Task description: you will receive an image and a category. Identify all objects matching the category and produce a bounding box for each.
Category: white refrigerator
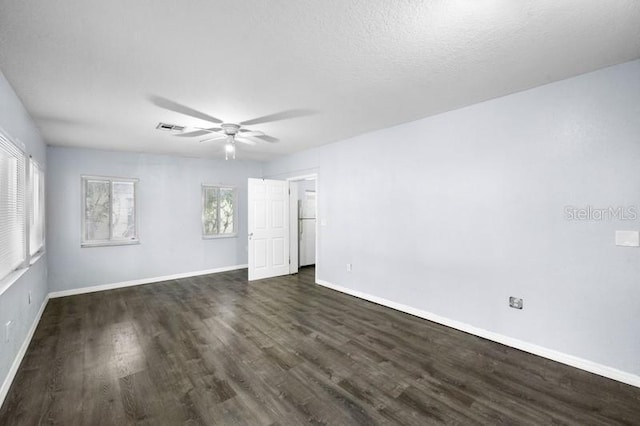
[299,191,316,267]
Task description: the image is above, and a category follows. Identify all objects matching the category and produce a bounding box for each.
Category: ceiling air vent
[156,122,185,132]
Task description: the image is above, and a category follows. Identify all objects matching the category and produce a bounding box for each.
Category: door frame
[287,173,318,283]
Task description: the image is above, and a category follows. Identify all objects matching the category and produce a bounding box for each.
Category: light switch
[615,230,640,247]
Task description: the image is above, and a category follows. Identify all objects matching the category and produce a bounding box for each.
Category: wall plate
[509,297,523,310]
[615,230,640,247]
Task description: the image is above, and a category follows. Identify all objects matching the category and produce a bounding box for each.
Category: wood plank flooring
[1,266,640,425]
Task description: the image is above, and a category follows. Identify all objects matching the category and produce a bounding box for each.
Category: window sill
[81,240,141,248]
[30,250,45,266]
[202,233,238,240]
[0,266,29,297]
[0,252,47,297]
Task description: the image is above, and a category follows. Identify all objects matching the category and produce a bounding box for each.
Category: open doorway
[288,175,317,275]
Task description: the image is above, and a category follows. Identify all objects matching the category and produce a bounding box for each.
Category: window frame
[201,183,238,239]
[0,129,27,285]
[81,175,140,248]
[0,126,47,295]
[29,157,45,257]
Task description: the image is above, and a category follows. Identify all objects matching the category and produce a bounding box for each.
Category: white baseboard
[316,279,640,389]
[0,294,50,407]
[49,264,248,298]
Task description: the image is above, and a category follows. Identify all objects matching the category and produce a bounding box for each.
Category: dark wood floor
[2,267,640,425]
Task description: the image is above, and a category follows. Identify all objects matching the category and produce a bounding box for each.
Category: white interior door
[248,178,289,281]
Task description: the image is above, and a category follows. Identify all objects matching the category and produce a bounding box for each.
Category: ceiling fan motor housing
[221,123,241,135]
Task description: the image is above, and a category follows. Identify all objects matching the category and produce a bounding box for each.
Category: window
[29,159,45,255]
[82,176,138,247]
[202,185,237,238]
[0,132,26,281]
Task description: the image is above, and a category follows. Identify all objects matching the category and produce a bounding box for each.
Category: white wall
[47,147,262,292]
[263,60,640,377]
[0,71,48,397]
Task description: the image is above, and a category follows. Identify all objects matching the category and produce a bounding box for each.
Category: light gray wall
[47,147,262,292]
[0,71,48,391]
[263,60,640,376]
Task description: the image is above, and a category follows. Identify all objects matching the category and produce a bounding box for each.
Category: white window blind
[29,159,45,255]
[0,133,26,281]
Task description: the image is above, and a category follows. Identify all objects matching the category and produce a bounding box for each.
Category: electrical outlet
[509,297,523,310]
[346,263,352,272]
[5,321,12,342]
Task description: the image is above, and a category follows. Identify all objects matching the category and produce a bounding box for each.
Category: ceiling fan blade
[240,109,315,126]
[234,137,257,146]
[176,127,222,137]
[200,135,228,143]
[149,96,224,124]
[238,128,265,136]
[254,134,279,143]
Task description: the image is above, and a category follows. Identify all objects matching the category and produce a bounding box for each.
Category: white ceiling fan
[151,96,314,159]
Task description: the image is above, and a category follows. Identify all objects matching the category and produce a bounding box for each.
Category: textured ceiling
[1,1,639,161]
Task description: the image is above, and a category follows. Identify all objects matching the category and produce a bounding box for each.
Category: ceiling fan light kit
[224,136,236,160]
